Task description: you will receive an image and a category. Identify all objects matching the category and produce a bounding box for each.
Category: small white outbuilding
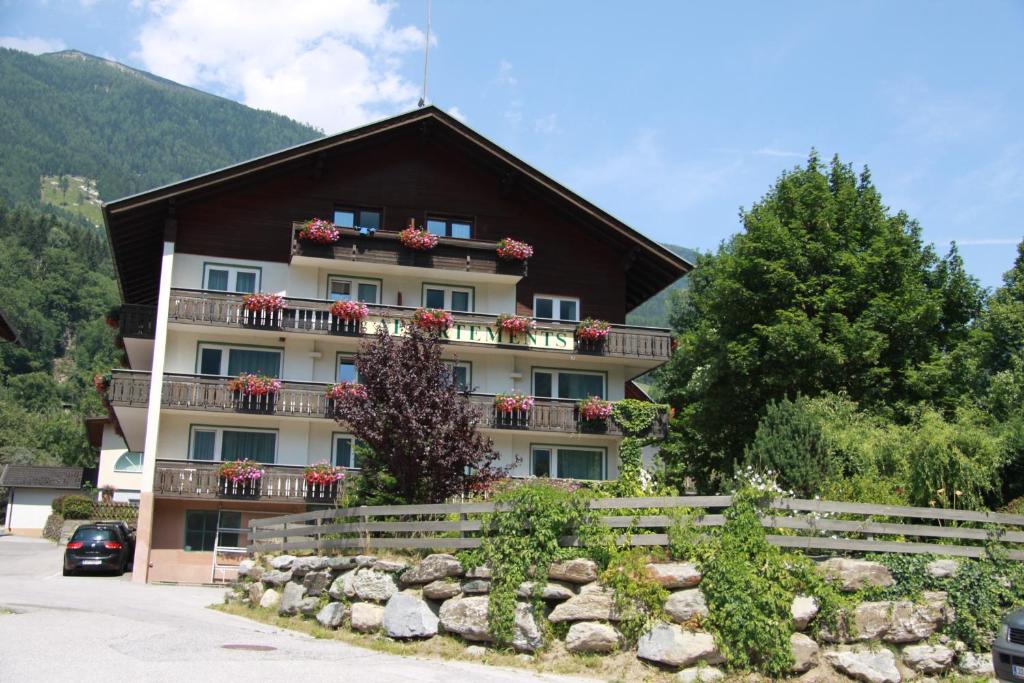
[1,465,85,536]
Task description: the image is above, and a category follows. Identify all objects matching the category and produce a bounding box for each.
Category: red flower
[398,227,439,251]
[496,238,534,261]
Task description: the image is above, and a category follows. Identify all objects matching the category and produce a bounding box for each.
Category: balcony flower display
[217,459,265,483]
[105,304,121,329]
[496,314,535,336]
[577,396,613,422]
[496,237,534,261]
[227,373,282,396]
[330,300,369,322]
[412,307,454,333]
[297,218,341,244]
[398,226,439,251]
[304,461,347,486]
[493,392,535,413]
[575,318,611,342]
[242,293,286,312]
[326,381,367,401]
[93,373,111,395]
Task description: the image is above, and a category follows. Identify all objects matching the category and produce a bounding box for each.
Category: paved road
[0,536,593,682]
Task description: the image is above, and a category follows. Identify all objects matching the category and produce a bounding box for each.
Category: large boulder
[259,588,280,609]
[511,602,544,653]
[957,651,995,676]
[824,649,901,683]
[346,568,399,603]
[248,582,265,605]
[353,554,378,567]
[439,596,492,642]
[516,581,575,602]
[401,554,464,585]
[269,555,297,570]
[303,570,332,597]
[565,621,622,654]
[925,558,959,579]
[792,595,819,631]
[901,644,954,674]
[350,602,385,633]
[316,602,348,629]
[372,559,408,573]
[676,667,725,683]
[884,593,948,643]
[790,633,819,674]
[277,581,308,616]
[260,569,292,587]
[665,589,708,624]
[237,559,260,579]
[548,584,619,622]
[461,580,490,595]
[297,597,320,616]
[325,556,358,572]
[816,558,894,592]
[548,558,599,584]
[290,556,327,576]
[646,562,702,589]
[383,593,439,639]
[637,623,723,668]
[466,565,492,579]
[423,580,462,601]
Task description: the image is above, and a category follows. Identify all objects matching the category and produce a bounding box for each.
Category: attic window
[426,216,472,239]
[334,207,381,231]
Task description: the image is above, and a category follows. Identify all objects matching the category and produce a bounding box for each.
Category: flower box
[496,314,535,337]
[398,226,439,251]
[297,218,341,245]
[493,392,534,429]
[575,318,611,352]
[577,396,613,433]
[412,307,454,333]
[496,237,534,261]
[228,374,281,413]
[330,300,369,335]
[217,459,264,498]
[241,293,286,329]
[326,381,367,401]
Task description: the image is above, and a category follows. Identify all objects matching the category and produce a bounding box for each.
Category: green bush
[50,495,67,514]
[743,395,835,497]
[60,495,94,519]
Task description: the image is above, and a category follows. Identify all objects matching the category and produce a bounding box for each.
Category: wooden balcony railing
[154,459,341,503]
[290,223,526,278]
[107,370,668,438]
[164,289,674,362]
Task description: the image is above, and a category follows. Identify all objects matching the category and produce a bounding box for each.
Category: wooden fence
[247,495,1024,560]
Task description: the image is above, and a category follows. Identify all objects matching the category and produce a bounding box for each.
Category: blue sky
[2,0,1022,289]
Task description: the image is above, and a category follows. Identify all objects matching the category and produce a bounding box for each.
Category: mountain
[0,48,323,206]
[626,244,699,328]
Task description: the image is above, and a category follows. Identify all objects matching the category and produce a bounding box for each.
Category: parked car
[94,521,135,558]
[63,523,133,576]
[993,607,1024,682]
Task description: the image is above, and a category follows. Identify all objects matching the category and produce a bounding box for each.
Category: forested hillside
[0,49,322,205]
[626,244,699,327]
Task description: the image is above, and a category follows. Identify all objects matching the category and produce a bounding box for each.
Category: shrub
[743,395,834,497]
[50,495,67,514]
[60,495,94,519]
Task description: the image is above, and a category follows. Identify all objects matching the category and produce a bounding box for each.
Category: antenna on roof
[418,0,431,107]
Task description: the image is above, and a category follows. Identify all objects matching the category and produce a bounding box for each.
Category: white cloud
[534,113,559,135]
[753,147,804,159]
[446,105,467,123]
[132,0,426,132]
[0,36,67,54]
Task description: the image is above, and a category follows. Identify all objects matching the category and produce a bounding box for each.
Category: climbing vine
[610,399,668,497]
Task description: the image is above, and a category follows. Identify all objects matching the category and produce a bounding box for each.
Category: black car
[994,607,1024,682]
[63,523,134,576]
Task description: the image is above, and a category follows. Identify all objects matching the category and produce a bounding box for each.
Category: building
[85,417,143,503]
[102,106,691,584]
[1,465,85,536]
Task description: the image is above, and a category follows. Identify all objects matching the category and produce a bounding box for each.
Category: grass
[39,174,103,226]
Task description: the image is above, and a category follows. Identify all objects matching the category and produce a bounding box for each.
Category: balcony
[120,304,156,339]
[290,223,526,280]
[107,370,668,439]
[164,289,674,363]
[154,459,340,503]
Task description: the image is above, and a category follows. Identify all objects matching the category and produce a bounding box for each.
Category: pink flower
[576,318,611,341]
[330,300,369,321]
[412,307,454,332]
[242,293,287,312]
[496,314,535,335]
[297,218,341,244]
[578,396,613,421]
[496,237,534,261]
[326,382,368,401]
[398,227,439,251]
[493,392,534,413]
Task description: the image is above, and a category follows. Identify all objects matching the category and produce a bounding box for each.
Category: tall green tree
[658,153,984,490]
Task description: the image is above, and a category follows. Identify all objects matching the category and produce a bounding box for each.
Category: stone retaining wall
[230,554,996,682]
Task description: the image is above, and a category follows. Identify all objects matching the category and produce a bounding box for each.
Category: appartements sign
[370,318,575,351]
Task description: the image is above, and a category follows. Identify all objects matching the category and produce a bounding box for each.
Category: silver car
[994,607,1024,682]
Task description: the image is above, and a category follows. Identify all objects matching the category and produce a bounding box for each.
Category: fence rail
[247,494,1024,560]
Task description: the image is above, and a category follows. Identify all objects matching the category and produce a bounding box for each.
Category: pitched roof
[0,464,84,490]
[103,105,692,309]
[84,417,107,450]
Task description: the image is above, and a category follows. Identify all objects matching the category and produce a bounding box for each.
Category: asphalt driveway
[0,536,592,682]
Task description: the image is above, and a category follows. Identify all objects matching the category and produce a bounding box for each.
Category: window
[113,451,143,473]
[203,264,260,293]
[336,355,358,383]
[333,207,381,231]
[333,434,365,469]
[327,275,380,304]
[531,446,606,480]
[189,426,277,464]
[533,295,579,322]
[217,511,244,549]
[423,285,473,312]
[426,216,472,239]
[197,344,282,377]
[444,361,472,390]
[533,369,605,400]
[184,510,218,551]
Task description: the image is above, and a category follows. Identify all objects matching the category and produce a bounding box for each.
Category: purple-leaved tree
[332,324,506,503]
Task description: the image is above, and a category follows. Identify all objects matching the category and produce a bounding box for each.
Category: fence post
[315,516,323,555]
[360,505,369,555]
[280,522,288,554]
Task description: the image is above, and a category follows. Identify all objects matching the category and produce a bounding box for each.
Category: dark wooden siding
[174,126,630,322]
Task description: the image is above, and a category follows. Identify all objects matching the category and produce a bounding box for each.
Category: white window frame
[202,263,261,293]
[113,451,143,473]
[532,368,606,399]
[423,284,474,312]
[443,360,472,390]
[326,275,381,304]
[188,425,278,464]
[196,343,283,377]
[532,294,580,322]
[530,445,607,481]
[332,433,362,469]
[336,353,358,383]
